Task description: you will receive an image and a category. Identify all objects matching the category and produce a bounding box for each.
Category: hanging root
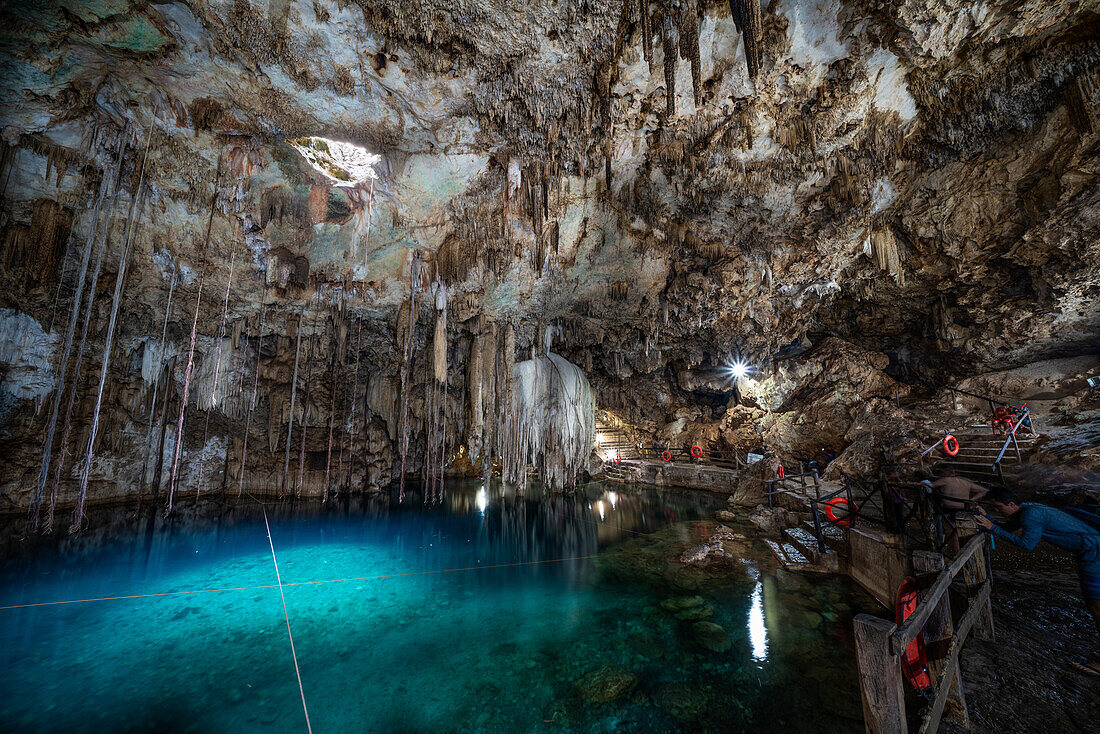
[167,157,223,514]
[74,117,156,531]
[283,313,304,495]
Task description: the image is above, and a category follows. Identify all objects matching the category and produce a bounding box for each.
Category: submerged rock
[675,604,715,621]
[691,621,732,653]
[652,682,708,721]
[574,663,637,703]
[660,595,705,613]
[598,521,752,593]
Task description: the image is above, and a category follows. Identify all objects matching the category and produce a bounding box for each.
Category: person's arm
[965,479,989,503]
[987,509,1043,550]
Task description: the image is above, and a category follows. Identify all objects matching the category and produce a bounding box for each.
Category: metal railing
[636,445,749,471]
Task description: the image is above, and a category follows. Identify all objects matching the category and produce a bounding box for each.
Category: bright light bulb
[727,361,751,378]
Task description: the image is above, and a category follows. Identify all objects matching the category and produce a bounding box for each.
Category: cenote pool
[0,481,875,733]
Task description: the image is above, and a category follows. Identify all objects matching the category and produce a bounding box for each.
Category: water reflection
[749,580,768,661]
[0,479,875,734]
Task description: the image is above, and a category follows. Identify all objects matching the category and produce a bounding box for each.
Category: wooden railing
[853,534,994,734]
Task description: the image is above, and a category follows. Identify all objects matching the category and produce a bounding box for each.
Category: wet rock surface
[947,541,1100,734]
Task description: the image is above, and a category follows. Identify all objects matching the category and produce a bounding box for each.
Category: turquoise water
[0,481,871,733]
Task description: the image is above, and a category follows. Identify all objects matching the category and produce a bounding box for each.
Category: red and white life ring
[896,577,933,693]
[690,445,703,458]
[825,497,858,526]
[943,435,959,456]
[662,450,672,462]
[614,453,622,464]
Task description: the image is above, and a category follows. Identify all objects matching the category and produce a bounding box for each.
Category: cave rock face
[1,1,1099,515]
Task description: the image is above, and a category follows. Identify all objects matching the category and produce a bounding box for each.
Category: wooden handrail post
[961,542,995,641]
[854,615,907,734]
[912,551,969,728]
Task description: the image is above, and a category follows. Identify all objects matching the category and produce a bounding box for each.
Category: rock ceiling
[4,0,1099,364]
[0,1,1099,510]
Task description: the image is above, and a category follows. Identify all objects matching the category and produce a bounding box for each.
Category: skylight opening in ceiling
[290,136,380,185]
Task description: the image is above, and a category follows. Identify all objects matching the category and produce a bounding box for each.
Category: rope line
[261,504,313,734]
[0,553,603,612]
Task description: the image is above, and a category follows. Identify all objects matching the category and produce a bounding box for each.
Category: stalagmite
[502,353,595,492]
[166,160,223,514]
[137,271,176,503]
[74,118,155,530]
[283,313,304,494]
[29,130,123,529]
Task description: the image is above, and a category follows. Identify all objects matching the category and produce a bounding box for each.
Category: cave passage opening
[289,137,380,185]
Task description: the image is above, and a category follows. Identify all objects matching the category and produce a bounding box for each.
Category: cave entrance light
[290,136,380,186]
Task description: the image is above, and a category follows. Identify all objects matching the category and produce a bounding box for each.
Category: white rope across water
[261,504,313,734]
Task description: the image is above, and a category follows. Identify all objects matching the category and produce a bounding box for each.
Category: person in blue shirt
[975,487,1100,677]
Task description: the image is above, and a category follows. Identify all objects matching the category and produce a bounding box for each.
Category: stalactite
[166,158,223,514]
[345,316,364,491]
[283,313,304,495]
[466,322,485,465]
[428,282,449,500]
[679,1,702,107]
[397,251,423,500]
[137,271,176,504]
[73,118,156,531]
[641,0,653,70]
[481,322,498,481]
[502,354,595,492]
[29,132,121,530]
[296,320,317,497]
[729,0,764,80]
[210,253,235,410]
[865,226,905,285]
[323,347,336,502]
[662,17,678,121]
[151,356,174,504]
[362,176,375,273]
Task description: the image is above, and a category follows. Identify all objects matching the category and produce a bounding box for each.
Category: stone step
[763,538,809,567]
[803,521,845,550]
[783,525,824,559]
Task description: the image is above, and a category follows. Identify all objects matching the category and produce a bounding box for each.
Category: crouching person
[975,487,1100,677]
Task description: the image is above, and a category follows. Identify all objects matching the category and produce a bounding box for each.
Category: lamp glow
[727,361,751,378]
